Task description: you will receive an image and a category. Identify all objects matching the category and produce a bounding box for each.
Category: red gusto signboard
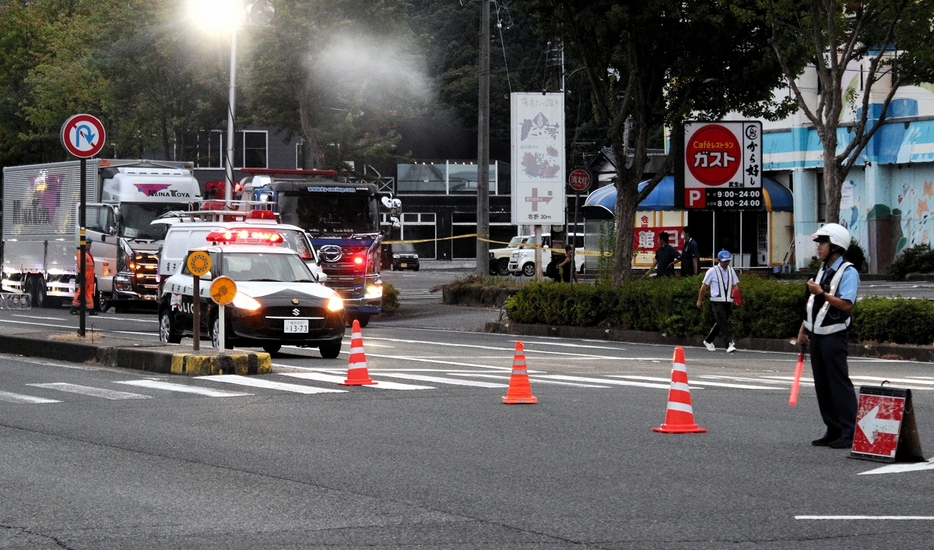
[683,121,762,210]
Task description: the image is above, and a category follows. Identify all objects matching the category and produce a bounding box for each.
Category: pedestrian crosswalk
[6,368,934,405]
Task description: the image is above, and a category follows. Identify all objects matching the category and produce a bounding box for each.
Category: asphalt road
[2,270,934,549]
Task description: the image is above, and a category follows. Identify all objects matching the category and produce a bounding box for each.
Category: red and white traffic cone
[653,346,706,434]
[341,319,376,386]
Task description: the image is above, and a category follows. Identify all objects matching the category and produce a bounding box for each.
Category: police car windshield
[220,252,314,282]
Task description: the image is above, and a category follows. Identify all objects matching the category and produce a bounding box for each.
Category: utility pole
[475,0,490,276]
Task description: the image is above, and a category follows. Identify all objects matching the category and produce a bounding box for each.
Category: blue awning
[581,175,793,219]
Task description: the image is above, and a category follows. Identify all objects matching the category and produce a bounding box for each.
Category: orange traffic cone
[653,346,706,433]
[502,341,537,404]
[341,319,376,386]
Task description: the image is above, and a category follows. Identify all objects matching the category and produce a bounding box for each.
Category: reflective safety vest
[710,265,737,303]
[805,261,854,335]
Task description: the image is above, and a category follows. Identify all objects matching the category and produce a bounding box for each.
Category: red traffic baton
[789,346,805,406]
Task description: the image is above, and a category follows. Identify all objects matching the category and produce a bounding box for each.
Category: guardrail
[0,293,32,310]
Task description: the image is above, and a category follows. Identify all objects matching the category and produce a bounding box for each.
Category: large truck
[1,159,201,309]
[241,169,400,327]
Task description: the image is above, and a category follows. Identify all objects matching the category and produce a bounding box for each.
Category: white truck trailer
[1,159,202,309]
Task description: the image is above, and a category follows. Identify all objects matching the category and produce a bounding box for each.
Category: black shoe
[88,310,98,316]
[828,436,854,449]
[70,308,79,315]
[811,434,839,447]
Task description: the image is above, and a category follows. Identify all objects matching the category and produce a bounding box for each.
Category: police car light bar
[205,230,285,245]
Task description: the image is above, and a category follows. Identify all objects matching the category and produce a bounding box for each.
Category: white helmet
[812,223,850,250]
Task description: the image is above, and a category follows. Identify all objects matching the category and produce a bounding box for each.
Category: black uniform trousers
[809,330,857,439]
[704,301,733,345]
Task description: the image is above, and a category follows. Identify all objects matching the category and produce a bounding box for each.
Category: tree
[517,0,801,285]
[765,0,934,225]
[245,0,430,176]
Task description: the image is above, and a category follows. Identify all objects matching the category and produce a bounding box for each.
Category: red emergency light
[206,229,284,245]
[248,209,276,220]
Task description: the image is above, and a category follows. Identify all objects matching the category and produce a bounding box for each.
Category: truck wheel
[27,276,47,308]
[211,315,234,350]
[355,314,370,328]
[497,259,511,276]
[262,343,282,355]
[159,309,182,344]
[522,263,536,277]
[319,340,341,359]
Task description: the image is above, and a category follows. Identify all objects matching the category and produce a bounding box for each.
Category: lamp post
[188,0,274,204]
[226,24,238,204]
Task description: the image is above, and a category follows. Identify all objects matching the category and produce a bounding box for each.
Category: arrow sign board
[852,386,924,463]
[510,92,566,225]
[61,114,106,159]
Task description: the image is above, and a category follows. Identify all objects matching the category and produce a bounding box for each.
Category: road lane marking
[116,379,252,397]
[858,460,934,475]
[796,515,934,520]
[378,373,506,388]
[356,354,515,371]
[28,383,151,400]
[197,374,347,394]
[850,375,934,389]
[630,375,784,390]
[535,374,672,389]
[0,390,60,404]
[279,371,435,390]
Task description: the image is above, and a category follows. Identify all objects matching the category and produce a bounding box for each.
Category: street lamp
[187,0,274,204]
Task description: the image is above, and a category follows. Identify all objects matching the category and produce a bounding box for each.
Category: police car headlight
[327,295,344,312]
[232,293,262,311]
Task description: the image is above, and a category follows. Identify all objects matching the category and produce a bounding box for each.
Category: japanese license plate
[283,319,308,333]
[400,263,408,268]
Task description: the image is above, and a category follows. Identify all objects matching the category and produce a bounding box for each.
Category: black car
[157,243,345,357]
[382,242,420,271]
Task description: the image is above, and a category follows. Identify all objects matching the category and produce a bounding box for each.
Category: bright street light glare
[187,0,244,34]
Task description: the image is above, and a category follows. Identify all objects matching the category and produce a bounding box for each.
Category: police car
[157,230,345,357]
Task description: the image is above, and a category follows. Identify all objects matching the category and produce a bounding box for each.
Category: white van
[154,212,326,287]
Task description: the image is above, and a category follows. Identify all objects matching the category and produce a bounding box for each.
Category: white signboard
[510,93,566,225]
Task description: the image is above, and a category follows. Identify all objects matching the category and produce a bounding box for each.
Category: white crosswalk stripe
[197,374,347,394]
[116,379,252,397]
[0,370,813,405]
[27,383,151,400]
[0,390,60,404]
[279,372,435,390]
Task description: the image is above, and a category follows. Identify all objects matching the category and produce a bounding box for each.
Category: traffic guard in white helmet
[796,223,859,450]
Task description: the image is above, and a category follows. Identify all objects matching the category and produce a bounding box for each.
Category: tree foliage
[515,0,801,285]
[764,0,934,224]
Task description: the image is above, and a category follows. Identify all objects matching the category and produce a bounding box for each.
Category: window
[181,130,224,169]
[239,131,268,169]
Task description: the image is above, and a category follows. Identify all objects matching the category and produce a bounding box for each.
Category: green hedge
[503,275,934,345]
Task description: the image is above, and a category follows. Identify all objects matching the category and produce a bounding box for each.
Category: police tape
[383,234,608,255]
[0,293,32,310]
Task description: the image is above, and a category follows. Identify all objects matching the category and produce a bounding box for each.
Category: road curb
[0,331,271,375]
